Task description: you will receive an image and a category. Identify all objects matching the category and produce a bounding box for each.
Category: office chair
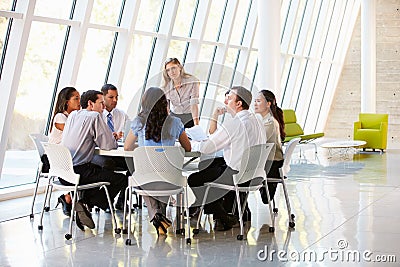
[269,137,300,228]
[123,146,192,245]
[193,143,274,240]
[29,133,50,219]
[40,143,121,240]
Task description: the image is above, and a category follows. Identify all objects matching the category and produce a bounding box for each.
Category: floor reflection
[0,145,399,266]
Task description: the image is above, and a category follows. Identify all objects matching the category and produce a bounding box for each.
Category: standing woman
[254,89,286,204]
[48,87,81,217]
[124,87,191,235]
[162,58,200,128]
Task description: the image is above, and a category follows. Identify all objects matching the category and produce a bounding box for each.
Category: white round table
[320,140,366,159]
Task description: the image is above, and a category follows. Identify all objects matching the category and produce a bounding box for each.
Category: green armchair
[354,113,388,152]
[283,109,324,153]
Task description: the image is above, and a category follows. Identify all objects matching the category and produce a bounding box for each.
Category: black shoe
[115,199,125,211]
[56,194,72,217]
[218,214,238,231]
[75,201,95,229]
[151,213,171,236]
[75,214,85,231]
[213,219,225,231]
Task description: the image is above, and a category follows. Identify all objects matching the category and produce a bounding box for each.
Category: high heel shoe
[150,216,166,235]
[159,213,172,229]
[151,213,171,236]
[56,194,72,217]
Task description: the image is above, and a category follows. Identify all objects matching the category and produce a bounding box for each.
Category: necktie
[107,113,115,132]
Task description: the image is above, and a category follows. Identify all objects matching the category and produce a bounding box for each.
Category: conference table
[95,146,201,166]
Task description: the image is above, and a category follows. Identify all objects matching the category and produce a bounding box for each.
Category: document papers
[185,125,208,141]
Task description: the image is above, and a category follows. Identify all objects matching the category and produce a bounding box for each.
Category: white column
[257,0,281,96]
[361,0,376,113]
[0,1,36,178]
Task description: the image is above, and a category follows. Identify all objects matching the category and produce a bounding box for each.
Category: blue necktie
[107,113,115,132]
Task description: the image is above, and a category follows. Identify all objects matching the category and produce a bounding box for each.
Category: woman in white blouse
[48,87,81,144]
[162,57,200,128]
[48,86,80,217]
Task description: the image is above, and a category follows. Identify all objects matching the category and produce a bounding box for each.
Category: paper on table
[190,141,202,152]
[185,125,208,141]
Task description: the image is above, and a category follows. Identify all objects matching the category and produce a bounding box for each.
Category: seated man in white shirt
[62,90,128,229]
[188,86,266,231]
[101,84,129,141]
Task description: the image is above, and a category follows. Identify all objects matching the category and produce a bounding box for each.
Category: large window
[75,29,115,90]
[0,0,361,189]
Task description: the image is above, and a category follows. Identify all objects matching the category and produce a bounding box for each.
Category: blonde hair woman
[162,58,200,128]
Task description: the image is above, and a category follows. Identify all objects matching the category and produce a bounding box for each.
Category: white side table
[320,140,366,159]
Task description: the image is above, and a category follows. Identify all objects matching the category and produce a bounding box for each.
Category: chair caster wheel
[122,229,128,234]
[291,214,295,219]
[193,229,199,235]
[186,238,191,245]
[269,227,275,233]
[38,225,43,231]
[237,235,243,240]
[65,233,72,240]
[125,239,132,246]
[115,228,121,234]
[44,207,50,212]
[273,208,278,213]
[289,222,295,228]
[30,214,34,220]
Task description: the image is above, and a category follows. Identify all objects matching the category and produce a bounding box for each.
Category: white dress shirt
[102,108,129,133]
[200,110,266,171]
[62,110,118,166]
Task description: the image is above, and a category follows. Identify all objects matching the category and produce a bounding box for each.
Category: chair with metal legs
[29,133,50,219]
[40,143,121,240]
[193,143,275,240]
[123,146,191,245]
[269,137,301,228]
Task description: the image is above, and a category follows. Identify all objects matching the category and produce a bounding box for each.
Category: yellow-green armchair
[354,113,388,152]
[283,109,324,154]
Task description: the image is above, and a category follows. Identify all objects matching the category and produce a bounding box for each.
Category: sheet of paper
[185,125,208,141]
[190,141,202,152]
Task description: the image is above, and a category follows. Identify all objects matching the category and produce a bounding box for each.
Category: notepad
[185,125,208,141]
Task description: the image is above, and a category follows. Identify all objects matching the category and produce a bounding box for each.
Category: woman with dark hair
[124,87,191,235]
[48,86,80,217]
[162,57,200,128]
[48,87,80,144]
[254,89,285,203]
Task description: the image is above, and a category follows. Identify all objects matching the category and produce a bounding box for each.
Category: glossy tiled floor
[1,141,399,266]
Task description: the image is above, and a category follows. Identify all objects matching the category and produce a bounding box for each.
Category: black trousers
[259,160,284,204]
[91,155,132,202]
[60,162,128,210]
[188,157,258,219]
